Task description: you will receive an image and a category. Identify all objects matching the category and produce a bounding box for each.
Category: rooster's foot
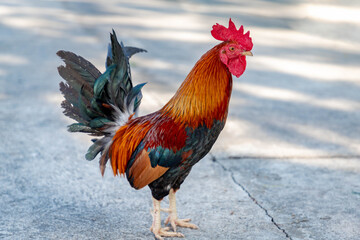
[150,226,184,240]
[162,189,199,232]
[152,197,184,240]
[165,216,199,232]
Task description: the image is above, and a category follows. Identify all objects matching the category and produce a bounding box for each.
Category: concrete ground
[1,0,360,239]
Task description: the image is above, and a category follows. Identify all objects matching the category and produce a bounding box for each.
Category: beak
[242,51,253,56]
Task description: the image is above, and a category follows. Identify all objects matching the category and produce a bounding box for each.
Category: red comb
[211,18,253,51]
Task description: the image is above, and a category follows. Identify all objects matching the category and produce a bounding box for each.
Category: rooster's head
[211,18,253,78]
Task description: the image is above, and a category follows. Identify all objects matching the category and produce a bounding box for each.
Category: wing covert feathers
[127,150,169,189]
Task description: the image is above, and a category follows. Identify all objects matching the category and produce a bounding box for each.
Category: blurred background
[1,0,360,157]
[0,0,359,239]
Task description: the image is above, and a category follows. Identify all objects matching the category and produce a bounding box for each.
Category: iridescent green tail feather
[57,30,147,165]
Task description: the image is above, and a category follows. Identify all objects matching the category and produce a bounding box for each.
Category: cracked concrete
[215,156,360,240]
[211,155,293,240]
[1,0,360,239]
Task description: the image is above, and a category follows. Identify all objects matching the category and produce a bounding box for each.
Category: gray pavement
[1,0,360,239]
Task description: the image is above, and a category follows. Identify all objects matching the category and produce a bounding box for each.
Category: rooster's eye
[229,47,235,51]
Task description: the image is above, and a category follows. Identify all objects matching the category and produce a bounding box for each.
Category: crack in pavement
[210,154,293,240]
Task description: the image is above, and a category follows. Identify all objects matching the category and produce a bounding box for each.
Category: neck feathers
[162,43,232,128]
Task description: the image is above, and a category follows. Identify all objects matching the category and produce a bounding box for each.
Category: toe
[176,219,199,229]
[154,233,164,240]
[170,220,177,232]
[152,227,185,239]
[159,228,184,238]
[165,216,171,225]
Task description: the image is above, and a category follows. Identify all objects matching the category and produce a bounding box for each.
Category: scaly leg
[162,189,199,232]
[150,197,184,240]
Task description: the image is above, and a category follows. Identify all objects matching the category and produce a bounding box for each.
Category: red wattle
[228,56,246,78]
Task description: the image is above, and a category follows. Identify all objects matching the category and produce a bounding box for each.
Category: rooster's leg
[151,197,184,240]
[162,189,199,232]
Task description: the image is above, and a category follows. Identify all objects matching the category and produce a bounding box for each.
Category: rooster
[57,19,253,239]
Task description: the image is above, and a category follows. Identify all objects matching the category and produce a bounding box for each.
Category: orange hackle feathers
[162,42,232,129]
